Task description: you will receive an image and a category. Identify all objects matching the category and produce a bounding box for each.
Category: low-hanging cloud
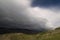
[0,0,60,33]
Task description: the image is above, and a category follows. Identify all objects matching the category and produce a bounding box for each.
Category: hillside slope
[0,28,60,40]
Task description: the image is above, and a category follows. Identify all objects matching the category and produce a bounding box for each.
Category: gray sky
[0,0,60,32]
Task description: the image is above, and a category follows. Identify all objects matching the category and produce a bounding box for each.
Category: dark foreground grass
[0,28,60,40]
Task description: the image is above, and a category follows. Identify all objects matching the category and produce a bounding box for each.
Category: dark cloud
[0,0,59,34]
[0,0,48,34]
[32,0,60,7]
[0,16,47,34]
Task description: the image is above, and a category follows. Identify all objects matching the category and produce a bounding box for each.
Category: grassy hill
[0,28,60,40]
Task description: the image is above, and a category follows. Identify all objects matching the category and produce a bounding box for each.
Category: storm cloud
[0,0,60,34]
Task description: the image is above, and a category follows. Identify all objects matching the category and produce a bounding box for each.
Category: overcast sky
[0,0,60,32]
[32,0,60,27]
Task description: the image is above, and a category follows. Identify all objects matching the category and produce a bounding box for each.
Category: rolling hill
[0,28,60,40]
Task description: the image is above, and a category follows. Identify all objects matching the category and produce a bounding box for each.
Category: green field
[0,28,60,40]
